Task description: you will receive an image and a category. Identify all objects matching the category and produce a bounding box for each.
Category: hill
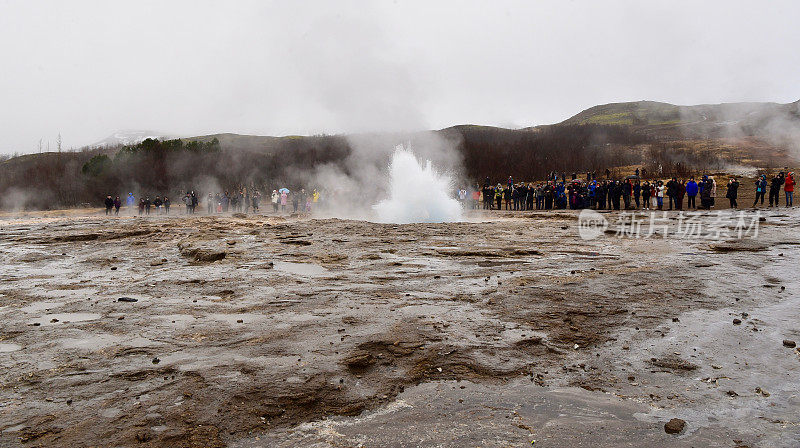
[558,99,800,140]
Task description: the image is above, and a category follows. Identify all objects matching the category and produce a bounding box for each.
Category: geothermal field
[0,205,798,447]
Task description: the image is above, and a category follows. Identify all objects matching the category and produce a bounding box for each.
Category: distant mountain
[91,130,175,147]
[557,99,800,141]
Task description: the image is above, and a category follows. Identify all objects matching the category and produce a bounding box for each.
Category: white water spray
[373,146,462,223]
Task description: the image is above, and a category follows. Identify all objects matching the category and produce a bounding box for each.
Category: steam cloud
[373,147,462,223]
[307,131,465,223]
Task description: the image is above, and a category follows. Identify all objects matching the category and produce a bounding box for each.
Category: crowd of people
[102,170,795,216]
[102,187,324,216]
[461,170,795,212]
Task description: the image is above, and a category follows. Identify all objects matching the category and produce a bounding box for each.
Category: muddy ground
[0,207,798,447]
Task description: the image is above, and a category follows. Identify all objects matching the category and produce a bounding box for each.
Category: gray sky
[1,0,799,154]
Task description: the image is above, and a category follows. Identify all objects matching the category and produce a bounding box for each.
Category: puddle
[207,313,269,325]
[0,343,22,353]
[100,408,121,419]
[60,334,124,350]
[20,301,65,313]
[274,261,329,277]
[30,313,101,325]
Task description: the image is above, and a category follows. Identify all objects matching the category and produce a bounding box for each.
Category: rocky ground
[0,207,798,447]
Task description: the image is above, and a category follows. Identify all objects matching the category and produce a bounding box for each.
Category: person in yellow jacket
[495,184,504,210]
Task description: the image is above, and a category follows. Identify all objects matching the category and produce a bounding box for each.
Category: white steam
[373,147,462,224]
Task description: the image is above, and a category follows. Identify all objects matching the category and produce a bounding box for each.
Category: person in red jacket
[785,172,795,207]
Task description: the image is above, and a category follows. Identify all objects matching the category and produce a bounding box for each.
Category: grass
[583,112,634,125]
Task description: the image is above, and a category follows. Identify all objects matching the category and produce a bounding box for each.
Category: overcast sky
[1,0,799,154]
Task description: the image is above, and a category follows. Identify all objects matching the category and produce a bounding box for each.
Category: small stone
[118,297,138,303]
[118,316,125,320]
[726,390,738,397]
[672,317,679,322]
[733,318,742,325]
[664,418,685,434]
[236,319,244,324]
[152,357,160,364]
[110,267,117,270]
[783,340,796,348]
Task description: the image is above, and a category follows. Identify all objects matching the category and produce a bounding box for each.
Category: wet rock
[648,355,698,371]
[118,297,138,303]
[110,267,117,270]
[708,240,768,252]
[178,243,227,262]
[192,249,226,262]
[783,340,796,348]
[733,318,742,325]
[664,418,685,434]
[152,357,160,364]
[343,352,375,371]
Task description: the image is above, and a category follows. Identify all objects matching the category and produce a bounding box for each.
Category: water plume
[373,146,462,224]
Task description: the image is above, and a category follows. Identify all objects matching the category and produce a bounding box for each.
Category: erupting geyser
[373,146,462,224]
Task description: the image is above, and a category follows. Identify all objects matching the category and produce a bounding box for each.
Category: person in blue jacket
[685,178,698,209]
[753,175,767,207]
